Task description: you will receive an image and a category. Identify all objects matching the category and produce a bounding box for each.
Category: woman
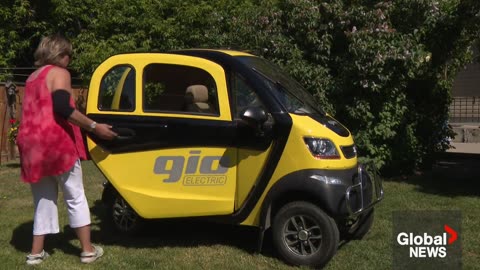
[16,34,117,265]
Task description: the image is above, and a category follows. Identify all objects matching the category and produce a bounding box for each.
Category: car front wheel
[272,201,339,268]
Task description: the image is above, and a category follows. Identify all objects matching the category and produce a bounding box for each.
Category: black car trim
[309,114,350,137]
[259,168,359,225]
[87,114,274,152]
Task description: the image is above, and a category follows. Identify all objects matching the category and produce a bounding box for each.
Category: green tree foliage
[0,0,49,79]
[216,0,479,172]
[2,0,479,173]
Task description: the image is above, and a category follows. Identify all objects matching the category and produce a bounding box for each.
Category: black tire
[342,209,375,240]
[106,190,144,234]
[272,201,339,268]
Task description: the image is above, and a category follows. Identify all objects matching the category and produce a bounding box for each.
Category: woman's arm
[49,67,117,140]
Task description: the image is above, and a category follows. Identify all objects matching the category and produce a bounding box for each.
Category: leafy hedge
[2,0,479,173]
[219,0,479,172]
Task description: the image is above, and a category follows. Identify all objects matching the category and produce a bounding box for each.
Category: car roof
[177,49,254,57]
[110,49,254,58]
[105,49,257,74]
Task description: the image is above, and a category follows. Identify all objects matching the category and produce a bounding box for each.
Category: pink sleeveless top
[16,65,87,183]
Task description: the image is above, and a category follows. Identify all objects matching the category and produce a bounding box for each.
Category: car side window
[232,73,266,119]
[98,65,135,111]
[143,63,219,115]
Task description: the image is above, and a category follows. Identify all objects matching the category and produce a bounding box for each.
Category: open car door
[85,54,237,219]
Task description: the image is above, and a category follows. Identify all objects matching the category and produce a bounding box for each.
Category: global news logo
[396,225,458,258]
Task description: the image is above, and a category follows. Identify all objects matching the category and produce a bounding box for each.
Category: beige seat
[184,85,214,113]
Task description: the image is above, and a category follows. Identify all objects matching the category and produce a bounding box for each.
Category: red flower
[9,119,16,124]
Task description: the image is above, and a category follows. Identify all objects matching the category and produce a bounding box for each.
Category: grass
[0,156,479,270]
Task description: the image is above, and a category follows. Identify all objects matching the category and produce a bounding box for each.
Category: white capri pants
[30,160,91,235]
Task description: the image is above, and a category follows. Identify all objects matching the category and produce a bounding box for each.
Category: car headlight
[304,137,340,159]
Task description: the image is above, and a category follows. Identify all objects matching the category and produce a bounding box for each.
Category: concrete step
[447,142,480,154]
[451,124,480,143]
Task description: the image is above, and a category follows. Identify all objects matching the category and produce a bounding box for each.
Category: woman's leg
[59,160,94,253]
[31,235,46,255]
[30,176,60,254]
[74,225,94,253]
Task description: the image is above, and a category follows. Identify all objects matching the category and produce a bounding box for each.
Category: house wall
[452,62,480,97]
[450,49,480,123]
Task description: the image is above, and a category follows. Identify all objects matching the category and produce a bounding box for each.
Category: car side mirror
[240,107,267,135]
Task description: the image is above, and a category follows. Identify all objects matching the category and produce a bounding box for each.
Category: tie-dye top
[16,65,87,183]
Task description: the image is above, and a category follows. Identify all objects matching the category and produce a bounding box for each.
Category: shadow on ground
[88,201,276,257]
[11,203,367,266]
[387,152,480,197]
[10,202,277,260]
[9,221,83,256]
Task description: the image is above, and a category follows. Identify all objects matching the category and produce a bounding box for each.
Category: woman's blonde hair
[34,34,72,67]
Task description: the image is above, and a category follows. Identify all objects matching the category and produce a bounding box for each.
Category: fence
[0,83,87,164]
[449,96,480,123]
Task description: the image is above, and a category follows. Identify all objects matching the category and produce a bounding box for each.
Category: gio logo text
[154,150,230,186]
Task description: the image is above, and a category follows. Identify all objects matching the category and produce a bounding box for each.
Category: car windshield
[237,56,325,115]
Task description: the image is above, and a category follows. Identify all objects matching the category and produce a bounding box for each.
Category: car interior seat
[184,85,215,113]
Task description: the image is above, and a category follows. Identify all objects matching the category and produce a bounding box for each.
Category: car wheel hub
[283,215,322,256]
[298,230,309,241]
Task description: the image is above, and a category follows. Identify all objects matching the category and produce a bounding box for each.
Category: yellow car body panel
[95,147,237,218]
[240,114,356,226]
[235,146,273,209]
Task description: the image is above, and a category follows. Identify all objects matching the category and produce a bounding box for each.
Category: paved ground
[447,142,480,154]
[435,146,480,182]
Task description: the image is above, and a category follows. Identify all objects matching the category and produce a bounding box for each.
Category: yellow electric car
[85,50,383,268]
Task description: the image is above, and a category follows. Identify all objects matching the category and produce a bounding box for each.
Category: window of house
[143,64,219,115]
[98,65,135,111]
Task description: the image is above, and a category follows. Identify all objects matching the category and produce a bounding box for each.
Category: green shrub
[219,0,479,173]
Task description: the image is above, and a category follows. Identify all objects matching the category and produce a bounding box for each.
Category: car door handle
[113,127,136,140]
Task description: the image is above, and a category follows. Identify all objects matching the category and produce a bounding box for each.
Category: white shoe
[80,245,104,264]
[26,250,49,265]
